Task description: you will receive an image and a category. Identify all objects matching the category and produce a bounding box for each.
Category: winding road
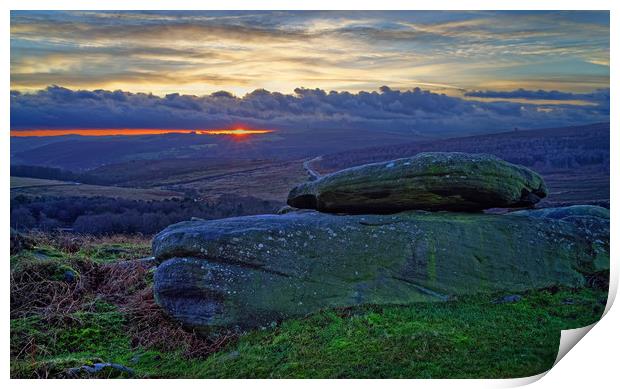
[303,156,323,181]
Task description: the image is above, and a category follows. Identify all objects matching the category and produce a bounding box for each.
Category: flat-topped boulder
[152,209,607,332]
[287,152,547,213]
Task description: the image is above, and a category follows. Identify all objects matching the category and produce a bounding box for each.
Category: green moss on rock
[152,209,607,331]
[287,152,548,213]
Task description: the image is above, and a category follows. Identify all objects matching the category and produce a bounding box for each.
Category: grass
[10,176,182,201]
[127,288,606,379]
[10,232,608,379]
[11,232,151,265]
[82,157,309,202]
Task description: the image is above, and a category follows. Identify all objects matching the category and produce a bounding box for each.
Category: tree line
[11,194,280,235]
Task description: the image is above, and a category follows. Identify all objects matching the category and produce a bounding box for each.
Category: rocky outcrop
[287,152,547,213]
[152,210,608,332]
[151,152,608,333]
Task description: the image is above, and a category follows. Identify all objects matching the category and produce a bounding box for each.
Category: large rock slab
[152,209,607,332]
[287,152,547,213]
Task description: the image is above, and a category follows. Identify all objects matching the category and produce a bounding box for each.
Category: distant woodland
[10,194,279,235]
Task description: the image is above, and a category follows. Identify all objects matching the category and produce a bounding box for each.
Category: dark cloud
[10,85,610,135]
[464,88,609,102]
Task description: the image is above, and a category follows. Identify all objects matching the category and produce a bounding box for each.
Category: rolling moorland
[10,127,418,171]
[10,122,609,235]
[10,122,610,378]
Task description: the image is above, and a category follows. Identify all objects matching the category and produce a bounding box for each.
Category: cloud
[464,88,610,115]
[10,85,610,135]
[464,88,609,102]
[10,11,610,95]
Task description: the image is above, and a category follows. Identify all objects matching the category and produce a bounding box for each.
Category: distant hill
[314,123,609,208]
[10,128,419,171]
[314,122,609,174]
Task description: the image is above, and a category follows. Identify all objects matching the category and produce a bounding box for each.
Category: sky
[10,10,610,135]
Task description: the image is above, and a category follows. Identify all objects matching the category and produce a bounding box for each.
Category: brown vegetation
[10,233,236,362]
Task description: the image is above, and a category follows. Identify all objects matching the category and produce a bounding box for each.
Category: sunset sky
[10,10,610,135]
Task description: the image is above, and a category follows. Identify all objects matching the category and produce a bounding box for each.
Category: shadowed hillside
[314,122,610,208]
[10,128,418,171]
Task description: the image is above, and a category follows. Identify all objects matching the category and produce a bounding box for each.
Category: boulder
[152,209,607,332]
[287,152,547,213]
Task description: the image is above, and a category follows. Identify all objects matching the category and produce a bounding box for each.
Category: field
[85,158,272,187]
[10,233,608,378]
[11,177,182,201]
[542,169,610,207]
[86,158,310,203]
[160,160,309,202]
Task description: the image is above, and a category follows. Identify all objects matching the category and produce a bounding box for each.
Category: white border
[2,1,617,11]
[2,1,616,388]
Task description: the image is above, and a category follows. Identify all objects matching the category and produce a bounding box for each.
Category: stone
[66,362,134,378]
[510,205,609,220]
[512,205,610,274]
[287,152,547,213]
[493,294,522,304]
[276,205,298,214]
[63,270,76,283]
[152,209,607,332]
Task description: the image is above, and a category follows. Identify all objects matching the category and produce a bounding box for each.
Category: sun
[231,128,253,136]
[197,128,273,136]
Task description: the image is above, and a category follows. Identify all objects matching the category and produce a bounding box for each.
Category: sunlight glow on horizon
[196,129,274,136]
[10,128,275,137]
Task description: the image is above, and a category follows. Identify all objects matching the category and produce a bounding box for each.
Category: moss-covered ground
[10,233,608,379]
